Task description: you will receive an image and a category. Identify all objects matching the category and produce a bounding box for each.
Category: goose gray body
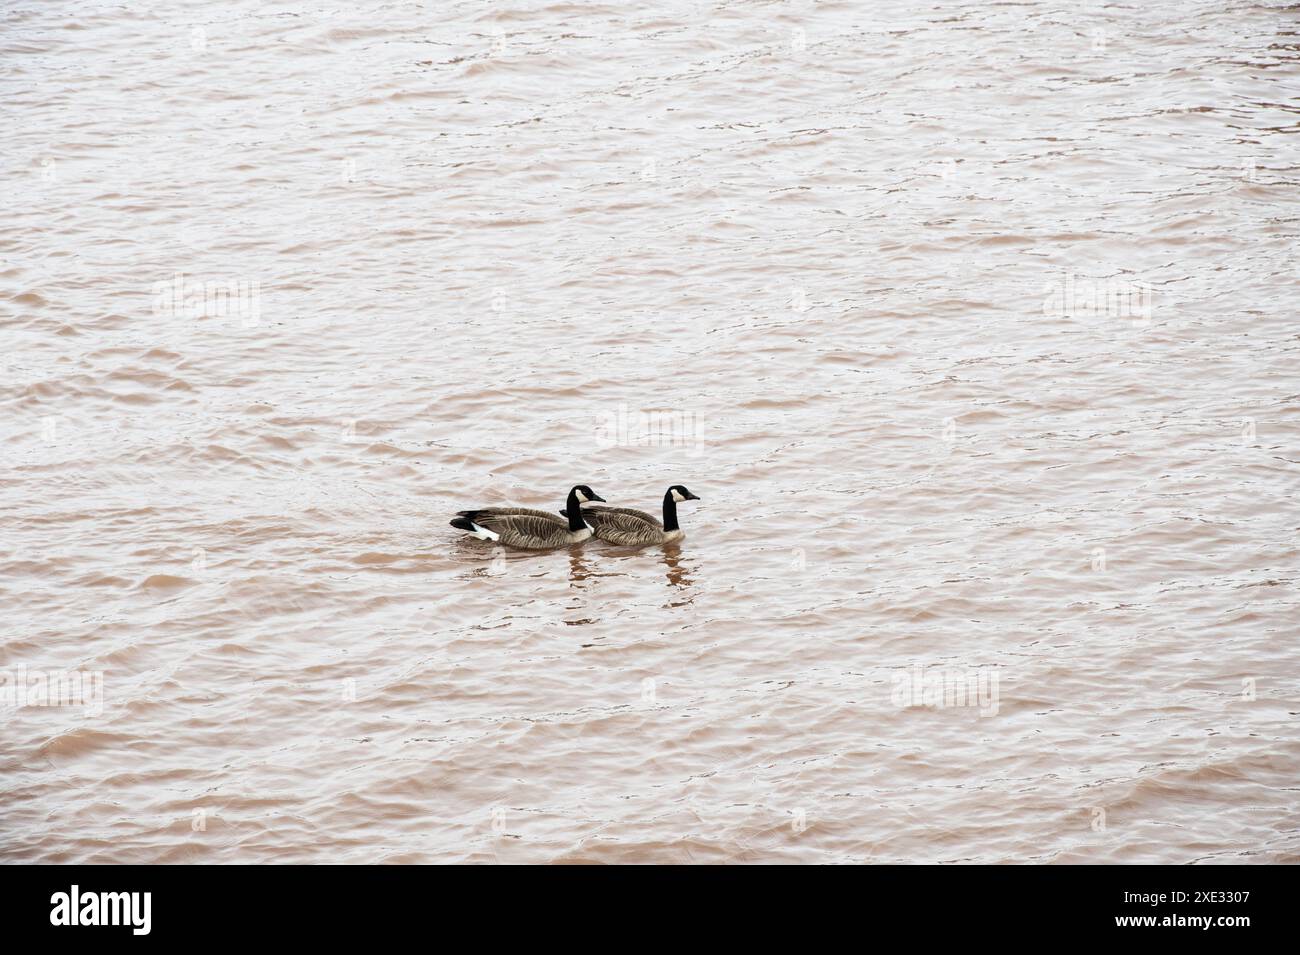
[562,485,699,546]
[451,485,605,550]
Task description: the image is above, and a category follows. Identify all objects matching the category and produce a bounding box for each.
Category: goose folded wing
[566,505,658,525]
[464,509,566,537]
[586,509,663,544]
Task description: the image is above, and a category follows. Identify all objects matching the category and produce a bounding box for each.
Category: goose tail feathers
[450,513,500,540]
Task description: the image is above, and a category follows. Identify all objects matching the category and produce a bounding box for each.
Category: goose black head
[571,485,606,504]
[668,485,699,503]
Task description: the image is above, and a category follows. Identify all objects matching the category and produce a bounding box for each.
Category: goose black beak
[686,492,700,501]
[589,493,607,503]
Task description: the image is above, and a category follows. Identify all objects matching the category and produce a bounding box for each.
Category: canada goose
[562,484,700,546]
[450,484,606,549]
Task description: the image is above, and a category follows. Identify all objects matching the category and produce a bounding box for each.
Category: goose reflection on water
[660,542,697,608]
[567,548,593,588]
[565,540,698,612]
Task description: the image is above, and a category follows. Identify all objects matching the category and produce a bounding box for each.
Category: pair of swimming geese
[450,484,700,549]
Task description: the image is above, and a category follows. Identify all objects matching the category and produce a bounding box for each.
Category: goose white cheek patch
[471,523,500,541]
[671,490,685,502]
[575,490,589,502]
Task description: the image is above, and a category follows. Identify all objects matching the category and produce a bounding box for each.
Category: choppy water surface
[3,0,1299,863]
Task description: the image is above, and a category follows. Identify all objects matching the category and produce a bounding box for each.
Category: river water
[2,0,1298,863]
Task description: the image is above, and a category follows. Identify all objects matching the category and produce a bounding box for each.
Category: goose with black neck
[451,484,606,549]
[562,484,700,546]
